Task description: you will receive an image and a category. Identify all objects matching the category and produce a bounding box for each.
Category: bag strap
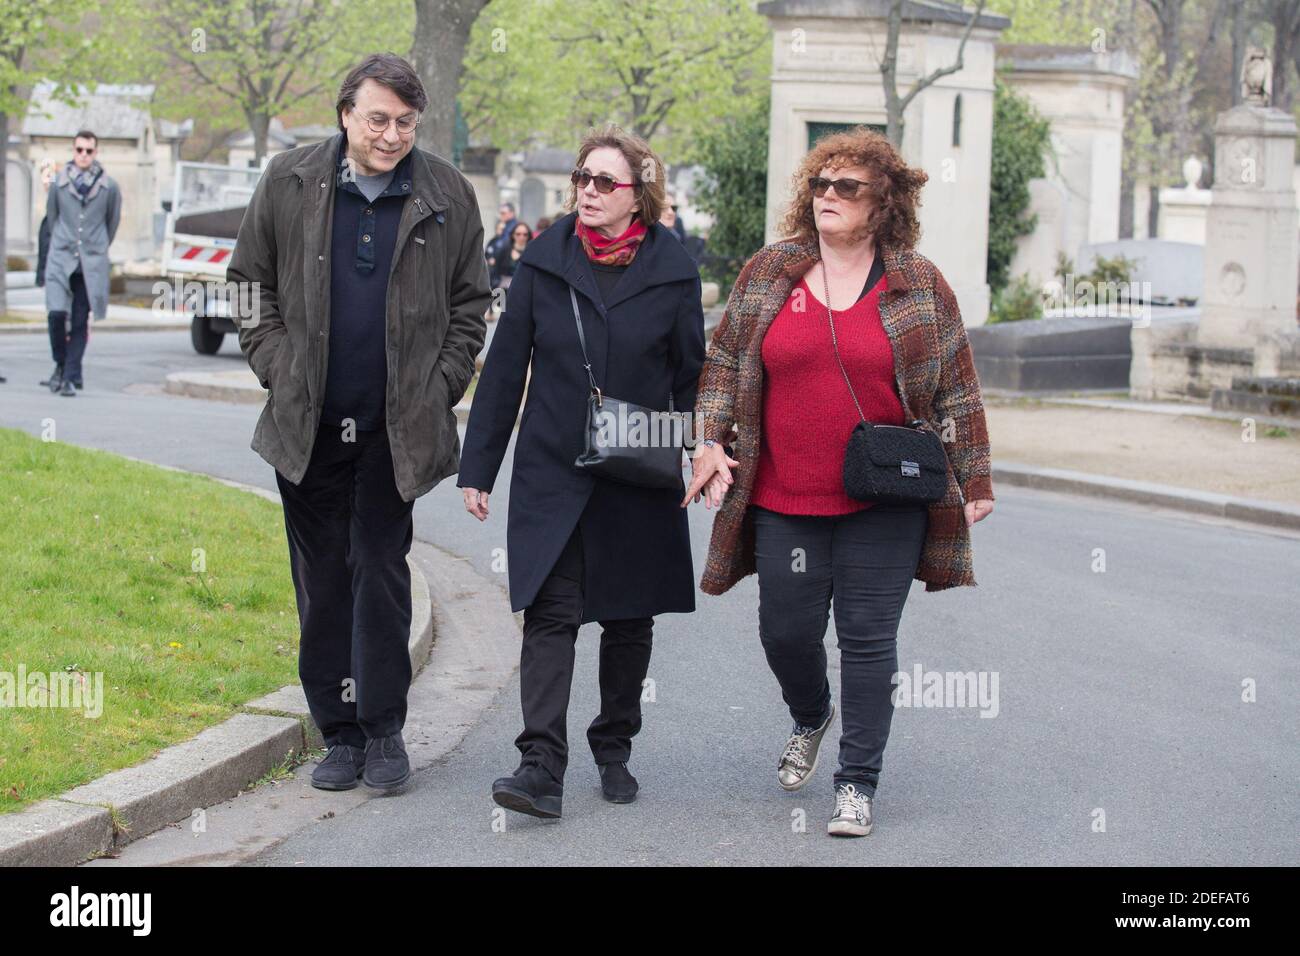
[820,266,867,423]
[569,284,674,412]
[568,286,600,398]
[820,264,922,432]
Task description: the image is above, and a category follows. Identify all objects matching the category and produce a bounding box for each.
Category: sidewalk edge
[992,462,1300,531]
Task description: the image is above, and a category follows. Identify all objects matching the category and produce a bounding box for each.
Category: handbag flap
[860,424,947,472]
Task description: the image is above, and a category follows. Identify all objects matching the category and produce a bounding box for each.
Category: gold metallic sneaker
[827,783,873,837]
[777,702,835,791]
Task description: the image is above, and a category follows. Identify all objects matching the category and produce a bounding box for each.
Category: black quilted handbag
[821,267,948,505]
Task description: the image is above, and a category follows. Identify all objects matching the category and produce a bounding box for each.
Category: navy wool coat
[457,212,706,621]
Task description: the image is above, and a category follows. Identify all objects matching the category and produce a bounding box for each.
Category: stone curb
[163,366,482,421]
[0,466,435,866]
[992,461,1300,531]
[0,322,191,334]
[163,370,265,404]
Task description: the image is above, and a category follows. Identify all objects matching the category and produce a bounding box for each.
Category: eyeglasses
[809,176,870,200]
[571,168,636,194]
[74,147,96,155]
[363,112,419,135]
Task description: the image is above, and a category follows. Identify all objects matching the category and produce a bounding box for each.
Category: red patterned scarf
[576,216,648,266]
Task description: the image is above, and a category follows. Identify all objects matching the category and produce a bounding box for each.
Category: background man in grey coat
[228,53,491,794]
[41,130,120,396]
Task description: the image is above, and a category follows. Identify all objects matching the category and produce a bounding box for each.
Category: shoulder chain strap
[821,263,867,424]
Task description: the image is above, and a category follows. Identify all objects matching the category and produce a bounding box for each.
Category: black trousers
[516,525,654,781]
[275,422,415,749]
[47,268,91,382]
[752,502,928,796]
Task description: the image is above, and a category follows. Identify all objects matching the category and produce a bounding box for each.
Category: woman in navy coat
[458,125,705,818]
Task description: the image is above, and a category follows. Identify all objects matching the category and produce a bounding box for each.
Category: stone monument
[1131,50,1300,409]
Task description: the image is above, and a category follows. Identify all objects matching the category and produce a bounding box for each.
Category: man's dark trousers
[275,422,415,749]
[47,267,91,383]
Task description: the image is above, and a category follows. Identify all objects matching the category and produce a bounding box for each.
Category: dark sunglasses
[74,147,96,155]
[571,168,636,194]
[809,176,870,199]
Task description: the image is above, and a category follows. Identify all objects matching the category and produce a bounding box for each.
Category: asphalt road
[3,330,1297,865]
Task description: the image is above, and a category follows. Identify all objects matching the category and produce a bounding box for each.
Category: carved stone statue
[1242,47,1271,106]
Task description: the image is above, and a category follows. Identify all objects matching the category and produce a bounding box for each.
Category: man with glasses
[40,130,120,396]
[228,53,491,795]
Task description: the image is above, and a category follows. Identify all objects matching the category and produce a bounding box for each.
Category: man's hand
[681,442,740,508]
[964,499,993,527]
[462,487,490,521]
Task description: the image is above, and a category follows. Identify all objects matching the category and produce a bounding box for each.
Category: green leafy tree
[461,0,770,162]
[113,0,412,164]
[987,77,1050,294]
[690,94,769,289]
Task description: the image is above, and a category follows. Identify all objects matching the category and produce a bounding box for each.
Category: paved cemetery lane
[3,331,1296,865]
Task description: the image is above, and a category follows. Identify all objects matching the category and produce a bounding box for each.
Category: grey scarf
[66,160,104,200]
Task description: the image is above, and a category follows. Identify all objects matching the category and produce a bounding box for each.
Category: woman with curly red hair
[683,127,995,837]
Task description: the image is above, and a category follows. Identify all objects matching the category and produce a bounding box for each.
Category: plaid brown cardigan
[694,236,994,594]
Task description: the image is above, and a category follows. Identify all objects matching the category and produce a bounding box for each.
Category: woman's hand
[964,499,993,527]
[681,442,740,507]
[462,487,490,521]
[701,473,730,510]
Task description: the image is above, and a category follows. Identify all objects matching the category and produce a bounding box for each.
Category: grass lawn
[0,427,301,814]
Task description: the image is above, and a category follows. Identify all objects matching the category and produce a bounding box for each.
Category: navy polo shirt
[321,134,413,431]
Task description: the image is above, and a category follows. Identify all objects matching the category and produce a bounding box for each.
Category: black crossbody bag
[569,286,685,490]
[820,267,948,504]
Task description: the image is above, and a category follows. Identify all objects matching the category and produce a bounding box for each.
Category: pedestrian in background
[490,220,531,291]
[40,132,120,396]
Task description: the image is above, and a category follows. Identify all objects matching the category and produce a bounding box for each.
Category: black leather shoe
[58,379,76,397]
[598,761,639,803]
[492,763,563,818]
[363,732,411,793]
[310,743,366,791]
[41,364,63,390]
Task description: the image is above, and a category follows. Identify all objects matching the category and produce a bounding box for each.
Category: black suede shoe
[310,743,366,791]
[491,763,563,818]
[598,761,639,804]
[363,732,411,793]
[41,364,63,390]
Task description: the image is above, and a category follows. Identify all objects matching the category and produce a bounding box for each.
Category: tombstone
[999,44,1137,293]
[1131,97,1300,406]
[1198,104,1298,349]
[1157,157,1211,245]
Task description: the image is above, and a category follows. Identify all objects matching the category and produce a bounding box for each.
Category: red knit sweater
[751,273,905,515]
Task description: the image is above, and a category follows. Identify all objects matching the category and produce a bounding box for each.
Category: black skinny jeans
[516,524,654,782]
[752,501,928,796]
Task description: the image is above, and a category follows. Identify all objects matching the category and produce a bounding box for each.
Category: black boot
[492,763,563,818]
[598,761,639,803]
[41,364,63,390]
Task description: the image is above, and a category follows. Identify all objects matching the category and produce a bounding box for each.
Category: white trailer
[162,162,263,354]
